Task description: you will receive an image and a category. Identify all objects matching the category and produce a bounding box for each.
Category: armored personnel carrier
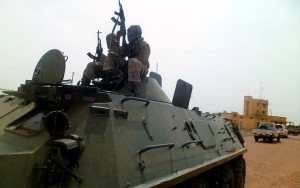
[0,49,246,187]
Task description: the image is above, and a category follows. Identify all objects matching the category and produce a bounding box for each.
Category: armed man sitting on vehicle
[102,33,127,81]
[101,25,151,96]
[80,33,124,86]
[123,25,151,96]
[80,53,105,86]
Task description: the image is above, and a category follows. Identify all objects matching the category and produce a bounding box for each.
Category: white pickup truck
[252,122,281,143]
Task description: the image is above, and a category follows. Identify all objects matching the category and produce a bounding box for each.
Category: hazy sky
[0,0,299,124]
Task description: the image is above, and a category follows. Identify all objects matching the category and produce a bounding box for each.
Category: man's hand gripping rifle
[87,30,103,62]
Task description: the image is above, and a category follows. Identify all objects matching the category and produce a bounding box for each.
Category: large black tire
[277,136,280,142]
[254,136,259,142]
[268,136,273,143]
[218,164,234,188]
[234,157,246,188]
[185,178,210,188]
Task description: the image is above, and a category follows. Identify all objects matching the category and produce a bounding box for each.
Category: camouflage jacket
[127,39,151,68]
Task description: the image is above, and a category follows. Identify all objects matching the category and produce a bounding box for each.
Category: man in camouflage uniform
[80,33,123,86]
[80,55,106,86]
[125,25,151,95]
[103,33,127,80]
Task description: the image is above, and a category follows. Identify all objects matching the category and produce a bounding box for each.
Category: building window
[233,114,237,117]
[263,104,267,108]
[262,111,265,114]
[257,103,259,107]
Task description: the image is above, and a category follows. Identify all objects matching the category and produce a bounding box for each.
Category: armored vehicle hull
[0,50,246,188]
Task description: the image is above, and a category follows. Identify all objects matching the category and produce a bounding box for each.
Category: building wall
[269,116,286,124]
[221,96,286,130]
[221,112,239,124]
[244,96,268,116]
[239,116,271,129]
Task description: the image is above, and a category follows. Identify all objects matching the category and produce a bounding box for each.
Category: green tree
[253,111,265,118]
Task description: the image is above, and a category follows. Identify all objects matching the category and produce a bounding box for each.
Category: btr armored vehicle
[0,49,246,187]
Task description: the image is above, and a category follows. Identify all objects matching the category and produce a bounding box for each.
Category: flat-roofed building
[221,96,286,129]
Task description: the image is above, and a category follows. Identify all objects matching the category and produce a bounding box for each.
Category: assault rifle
[111,0,126,49]
[87,30,103,62]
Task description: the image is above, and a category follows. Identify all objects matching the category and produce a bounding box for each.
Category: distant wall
[238,116,286,130]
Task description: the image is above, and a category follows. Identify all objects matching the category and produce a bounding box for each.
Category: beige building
[244,96,268,117]
[221,111,239,125]
[221,96,286,129]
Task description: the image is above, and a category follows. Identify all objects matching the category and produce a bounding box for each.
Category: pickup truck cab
[252,122,281,143]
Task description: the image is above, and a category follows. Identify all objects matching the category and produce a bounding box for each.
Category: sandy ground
[240,129,300,188]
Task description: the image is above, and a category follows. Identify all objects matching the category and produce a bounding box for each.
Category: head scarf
[106,33,118,49]
[127,25,142,43]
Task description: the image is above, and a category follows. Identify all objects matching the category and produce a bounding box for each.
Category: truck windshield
[260,123,274,130]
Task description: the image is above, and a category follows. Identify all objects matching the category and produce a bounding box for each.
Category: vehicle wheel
[254,136,258,142]
[277,136,280,142]
[185,178,210,188]
[268,136,273,143]
[218,164,234,188]
[234,157,246,188]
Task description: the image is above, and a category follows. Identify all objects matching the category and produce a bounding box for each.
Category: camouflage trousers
[83,54,106,80]
[128,58,148,83]
[83,62,104,80]
[103,53,127,76]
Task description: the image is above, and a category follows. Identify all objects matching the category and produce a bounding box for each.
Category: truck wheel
[185,178,209,188]
[254,136,258,142]
[277,136,280,142]
[195,181,209,188]
[218,164,234,188]
[234,157,246,188]
[268,136,273,143]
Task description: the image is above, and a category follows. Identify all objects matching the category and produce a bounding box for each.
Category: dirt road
[241,130,300,188]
